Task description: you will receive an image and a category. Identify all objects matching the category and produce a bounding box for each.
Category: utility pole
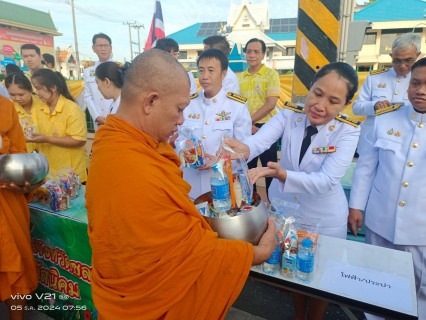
[124,22,136,61]
[70,0,81,79]
[132,24,144,55]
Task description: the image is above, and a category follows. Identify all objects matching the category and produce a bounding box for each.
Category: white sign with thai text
[318,260,412,313]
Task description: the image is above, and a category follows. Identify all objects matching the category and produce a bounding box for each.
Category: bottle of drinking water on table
[211,162,231,212]
[296,238,315,282]
[263,242,281,275]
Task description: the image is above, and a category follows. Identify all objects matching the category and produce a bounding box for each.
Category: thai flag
[144,0,165,51]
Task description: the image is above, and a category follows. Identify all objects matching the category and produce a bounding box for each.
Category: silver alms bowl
[194,192,269,245]
[0,153,49,186]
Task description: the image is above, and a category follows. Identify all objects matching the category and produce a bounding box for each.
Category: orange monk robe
[86,115,254,320]
[0,95,38,301]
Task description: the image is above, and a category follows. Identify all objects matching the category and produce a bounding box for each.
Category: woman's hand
[248,162,287,184]
[223,138,250,160]
[27,133,49,143]
[1,179,45,194]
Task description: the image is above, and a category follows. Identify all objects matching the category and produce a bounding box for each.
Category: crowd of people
[0,30,425,320]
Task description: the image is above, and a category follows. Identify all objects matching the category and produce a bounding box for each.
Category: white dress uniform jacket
[223,67,240,94]
[349,104,426,245]
[244,108,360,235]
[109,95,121,115]
[84,59,114,130]
[175,88,251,200]
[352,68,410,154]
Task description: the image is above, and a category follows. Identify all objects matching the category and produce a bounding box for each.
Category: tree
[364,0,377,5]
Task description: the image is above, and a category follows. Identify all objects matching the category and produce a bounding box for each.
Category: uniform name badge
[312,146,336,154]
[90,69,95,77]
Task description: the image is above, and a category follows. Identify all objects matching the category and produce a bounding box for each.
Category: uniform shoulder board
[115,61,124,67]
[375,103,403,116]
[283,101,305,113]
[370,68,389,75]
[190,92,199,99]
[335,114,361,128]
[226,92,247,104]
[83,61,95,69]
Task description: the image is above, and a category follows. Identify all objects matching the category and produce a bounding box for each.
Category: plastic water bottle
[211,162,231,212]
[296,238,315,282]
[263,243,281,275]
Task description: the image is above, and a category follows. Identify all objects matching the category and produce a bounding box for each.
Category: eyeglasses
[95,44,111,49]
[392,58,415,66]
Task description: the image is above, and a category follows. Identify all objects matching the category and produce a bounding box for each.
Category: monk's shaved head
[117,48,191,143]
[121,49,190,104]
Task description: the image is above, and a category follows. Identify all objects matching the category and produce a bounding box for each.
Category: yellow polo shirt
[238,64,280,123]
[34,95,88,182]
[13,95,44,153]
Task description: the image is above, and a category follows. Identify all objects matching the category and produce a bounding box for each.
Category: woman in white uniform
[226,62,360,320]
[95,61,128,115]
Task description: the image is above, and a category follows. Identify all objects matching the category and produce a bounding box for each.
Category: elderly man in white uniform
[352,33,421,155]
[173,48,251,200]
[84,33,115,130]
[349,57,426,320]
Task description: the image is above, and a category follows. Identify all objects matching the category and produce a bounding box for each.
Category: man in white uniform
[203,35,240,94]
[84,33,114,130]
[352,33,421,155]
[349,57,426,320]
[173,49,251,199]
[154,38,198,94]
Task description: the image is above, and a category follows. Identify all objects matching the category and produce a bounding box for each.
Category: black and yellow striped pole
[292,0,342,101]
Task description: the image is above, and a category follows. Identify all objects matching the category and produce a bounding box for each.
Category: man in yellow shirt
[21,44,45,91]
[238,38,280,199]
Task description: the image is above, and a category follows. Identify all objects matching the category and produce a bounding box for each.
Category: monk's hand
[1,179,45,194]
[196,153,216,171]
[223,138,250,160]
[27,133,49,143]
[248,162,287,184]
[348,208,363,237]
[374,100,392,110]
[253,218,277,265]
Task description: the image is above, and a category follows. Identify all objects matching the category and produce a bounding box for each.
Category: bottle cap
[301,238,313,248]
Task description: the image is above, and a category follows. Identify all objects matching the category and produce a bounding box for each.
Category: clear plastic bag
[212,134,253,209]
[178,126,206,169]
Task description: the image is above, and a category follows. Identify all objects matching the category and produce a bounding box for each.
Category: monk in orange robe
[85,49,277,319]
[0,95,41,320]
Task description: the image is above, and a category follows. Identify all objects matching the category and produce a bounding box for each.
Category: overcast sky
[10,0,365,62]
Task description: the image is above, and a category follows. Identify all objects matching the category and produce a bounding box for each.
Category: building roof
[354,0,426,22]
[168,21,297,46]
[0,1,61,36]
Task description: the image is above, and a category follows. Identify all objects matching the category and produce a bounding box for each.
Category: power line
[40,0,143,24]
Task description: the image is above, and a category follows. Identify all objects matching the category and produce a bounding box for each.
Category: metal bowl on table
[0,153,49,186]
[194,192,269,245]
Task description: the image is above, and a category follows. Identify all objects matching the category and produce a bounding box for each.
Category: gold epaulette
[370,68,389,75]
[115,61,124,67]
[190,92,199,99]
[227,92,247,104]
[375,103,403,116]
[335,114,361,128]
[83,61,95,69]
[283,101,305,113]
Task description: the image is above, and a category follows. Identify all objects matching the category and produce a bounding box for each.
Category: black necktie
[299,125,318,164]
